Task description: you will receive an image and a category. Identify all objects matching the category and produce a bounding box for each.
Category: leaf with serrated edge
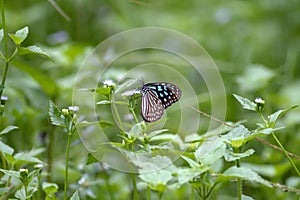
[233,94,256,111]
[268,105,299,128]
[0,125,18,135]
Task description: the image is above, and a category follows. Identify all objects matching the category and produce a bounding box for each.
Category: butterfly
[141,82,182,122]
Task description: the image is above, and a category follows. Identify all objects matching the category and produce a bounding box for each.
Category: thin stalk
[37,170,42,200]
[235,148,242,200]
[130,107,139,124]
[147,185,151,200]
[131,173,138,200]
[111,95,124,133]
[0,0,9,98]
[64,133,71,200]
[271,132,300,176]
[190,185,194,200]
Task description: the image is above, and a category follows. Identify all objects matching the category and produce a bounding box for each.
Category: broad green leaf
[42,182,58,195]
[70,191,80,200]
[13,60,58,97]
[15,186,27,199]
[176,166,209,185]
[219,166,272,187]
[181,155,200,168]
[268,105,299,128]
[0,169,20,179]
[224,148,255,162]
[95,87,111,96]
[9,26,28,45]
[139,169,172,191]
[127,123,144,138]
[0,141,14,155]
[0,29,3,42]
[233,94,256,111]
[19,45,54,61]
[221,125,251,148]
[148,129,169,138]
[0,125,18,135]
[14,148,45,165]
[195,139,226,165]
[49,101,65,127]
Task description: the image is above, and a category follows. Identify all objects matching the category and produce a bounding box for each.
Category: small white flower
[68,106,79,112]
[255,97,265,104]
[121,89,141,96]
[103,79,115,87]
[1,96,8,101]
[34,164,44,169]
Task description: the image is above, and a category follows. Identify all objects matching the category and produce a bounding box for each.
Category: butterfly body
[141,82,181,122]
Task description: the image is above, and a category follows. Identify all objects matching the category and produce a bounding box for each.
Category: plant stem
[64,133,72,200]
[271,132,300,176]
[190,185,194,200]
[147,184,151,200]
[111,95,125,133]
[235,148,242,200]
[0,0,9,98]
[131,173,138,200]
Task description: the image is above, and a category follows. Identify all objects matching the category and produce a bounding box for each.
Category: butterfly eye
[141,82,181,122]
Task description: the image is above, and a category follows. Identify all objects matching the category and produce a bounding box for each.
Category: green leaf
[139,169,172,192]
[42,182,59,195]
[127,123,144,138]
[15,186,27,199]
[95,87,111,96]
[148,129,169,138]
[0,141,14,155]
[49,101,65,127]
[268,105,299,128]
[0,187,9,195]
[0,29,3,42]
[224,148,255,162]
[0,169,20,179]
[221,125,251,148]
[219,166,272,187]
[19,45,54,61]
[14,148,44,166]
[9,26,29,45]
[70,191,80,200]
[233,94,256,111]
[0,125,18,135]
[195,139,226,165]
[13,60,59,97]
[99,120,114,128]
[176,166,209,185]
[181,155,200,168]
[86,153,98,165]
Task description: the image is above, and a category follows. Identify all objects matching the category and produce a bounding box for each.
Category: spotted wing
[144,82,182,109]
[141,90,164,122]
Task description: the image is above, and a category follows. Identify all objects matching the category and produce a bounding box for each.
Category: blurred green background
[1,0,300,199]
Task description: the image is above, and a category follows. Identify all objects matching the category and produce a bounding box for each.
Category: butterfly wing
[141,90,164,122]
[144,82,182,109]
